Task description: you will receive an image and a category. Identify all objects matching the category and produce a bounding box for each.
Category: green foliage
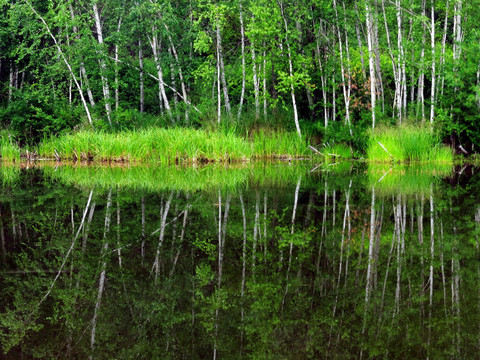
[0,90,81,145]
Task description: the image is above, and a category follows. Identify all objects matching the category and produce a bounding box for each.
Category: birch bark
[93,3,112,125]
[278,1,301,137]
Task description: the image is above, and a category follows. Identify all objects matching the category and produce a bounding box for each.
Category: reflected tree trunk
[282,176,301,309]
[141,196,146,265]
[90,188,112,356]
[152,192,173,283]
[0,206,6,264]
[170,194,190,278]
[239,192,247,352]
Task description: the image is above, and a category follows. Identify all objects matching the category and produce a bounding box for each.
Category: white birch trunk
[93,3,112,125]
[238,0,246,119]
[251,38,260,120]
[278,1,301,137]
[148,28,171,117]
[164,23,190,121]
[90,189,112,355]
[152,192,173,282]
[139,40,144,113]
[216,8,231,116]
[430,2,436,124]
[365,0,376,128]
[114,16,123,112]
[365,187,376,303]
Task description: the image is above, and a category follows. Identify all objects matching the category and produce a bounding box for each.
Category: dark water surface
[0,163,479,359]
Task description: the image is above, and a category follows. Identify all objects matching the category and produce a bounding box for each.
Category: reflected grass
[368,163,453,195]
[40,162,311,192]
[0,165,20,186]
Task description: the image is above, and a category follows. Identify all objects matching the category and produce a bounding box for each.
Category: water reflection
[0,164,479,358]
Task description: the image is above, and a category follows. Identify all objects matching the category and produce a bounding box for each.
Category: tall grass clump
[252,130,307,158]
[37,128,257,163]
[367,125,453,163]
[37,128,311,163]
[0,131,20,162]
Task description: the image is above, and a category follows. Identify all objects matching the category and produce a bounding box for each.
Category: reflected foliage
[0,164,479,358]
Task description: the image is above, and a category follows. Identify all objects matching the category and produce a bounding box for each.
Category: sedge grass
[0,131,20,162]
[367,125,453,163]
[251,130,308,158]
[37,128,307,163]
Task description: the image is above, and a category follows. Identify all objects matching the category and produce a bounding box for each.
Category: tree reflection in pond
[0,164,479,359]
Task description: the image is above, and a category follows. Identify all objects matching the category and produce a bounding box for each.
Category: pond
[0,162,479,359]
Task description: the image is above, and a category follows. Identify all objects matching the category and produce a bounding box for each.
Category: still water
[0,162,479,359]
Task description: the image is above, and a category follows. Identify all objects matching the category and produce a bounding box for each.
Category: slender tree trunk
[164,23,190,122]
[430,1,436,123]
[148,28,171,117]
[365,0,376,128]
[396,0,405,122]
[216,23,221,123]
[438,0,449,99]
[314,20,329,128]
[114,16,123,112]
[152,192,173,283]
[90,189,112,356]
[333,0,352,133]
[427,185,435,355]
[139,40,144,113]
[168,47,179,123]
[215,7,231,116]
[278,1,301,137]
[417,0,427,121]
[239,192,247,351]
[282,176,301,309]
[365,187,376,304]
[238,0,246,119]
[263,48,268,118]
[251,38,260,120]
[373,0,384,111]
[93,3,112,125]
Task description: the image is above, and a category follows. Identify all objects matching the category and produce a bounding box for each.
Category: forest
[0,0,479,153]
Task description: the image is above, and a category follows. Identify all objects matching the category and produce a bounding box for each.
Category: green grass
[36,128,307,163]
[251,130,307,158]
[0,131,20,162]
[366,125,453,163]
[319,143,354,163]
